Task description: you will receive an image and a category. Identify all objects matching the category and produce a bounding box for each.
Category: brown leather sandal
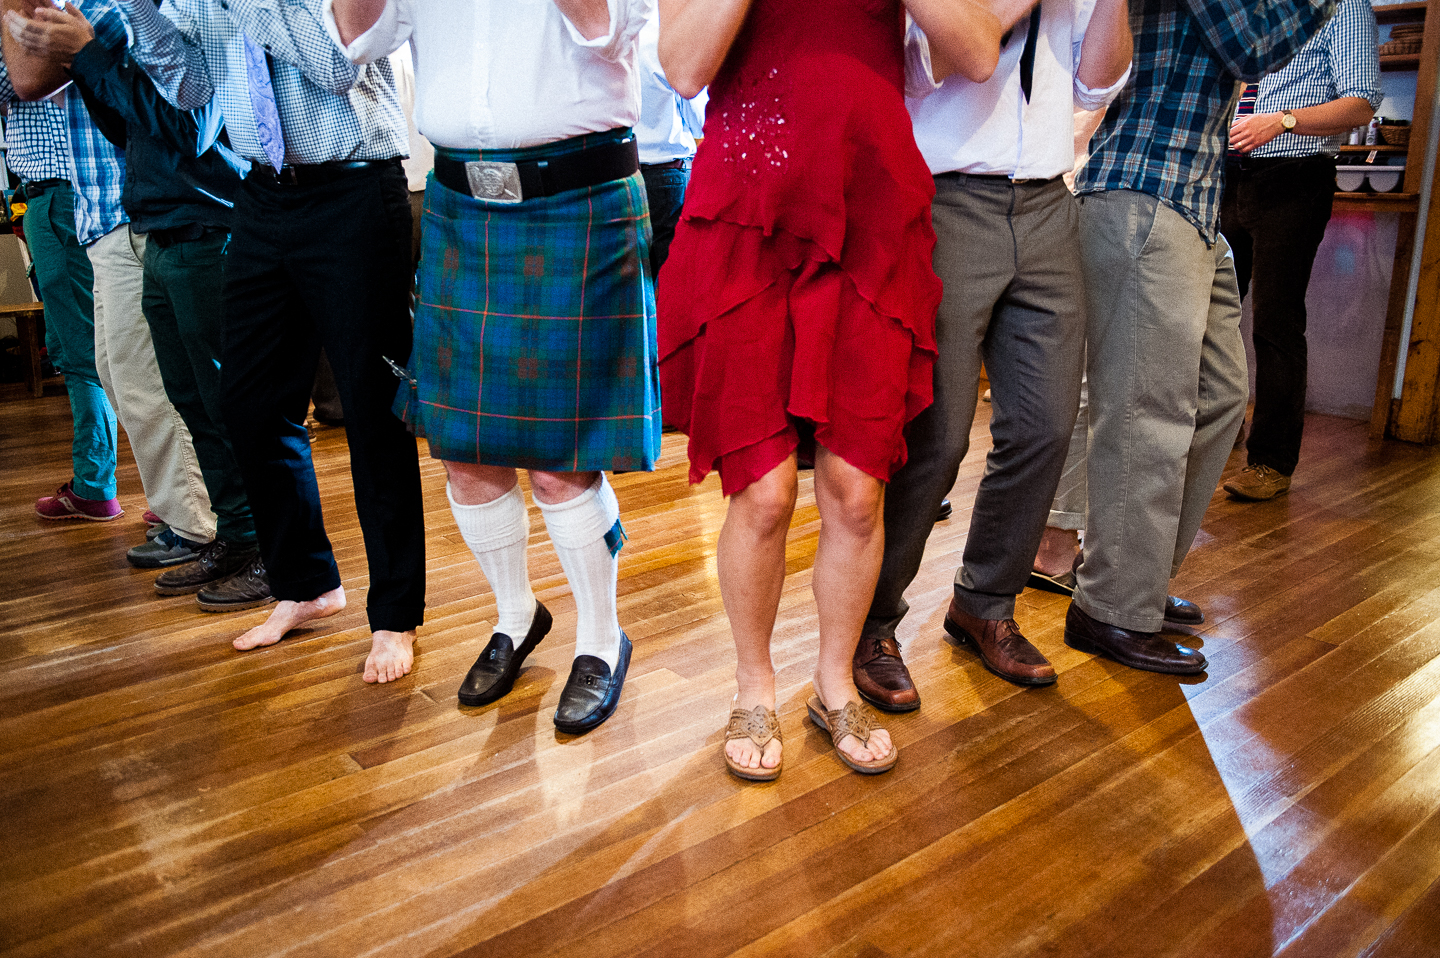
[806,695,897,774]
[724,705,782,781]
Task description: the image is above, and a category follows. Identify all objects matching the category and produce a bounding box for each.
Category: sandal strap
[824,701,876,749]
[726,705,780,748]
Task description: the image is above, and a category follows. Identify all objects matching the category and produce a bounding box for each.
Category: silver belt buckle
[464,160,523,203]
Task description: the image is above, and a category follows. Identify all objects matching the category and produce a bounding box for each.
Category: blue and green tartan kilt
[402,135,663,473]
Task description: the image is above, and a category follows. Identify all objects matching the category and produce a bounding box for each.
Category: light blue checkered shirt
[118,0,406,166]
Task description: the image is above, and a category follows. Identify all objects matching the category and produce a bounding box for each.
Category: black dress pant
[220,160,425,632]
[1221,153,1336,477]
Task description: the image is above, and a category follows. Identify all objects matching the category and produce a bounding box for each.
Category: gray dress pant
[1073,190,1248,633]
[864,174,1086,639]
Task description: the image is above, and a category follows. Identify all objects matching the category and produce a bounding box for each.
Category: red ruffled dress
[657,0,942,496]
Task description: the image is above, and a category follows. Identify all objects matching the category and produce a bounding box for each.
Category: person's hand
[3,2,96,65]
[1228,111,1285,155]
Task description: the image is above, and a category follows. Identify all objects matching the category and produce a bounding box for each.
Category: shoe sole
[197,594,277,613]
[855,687,922,713]
[36,510,123,522]
[155,580,210,597]
[1223,484,1289,502]
[458,604,553,707]
[1063,628,1207,675]
[128,553,203,570]
[1026,570,1075,597]
[942,616,1057,687]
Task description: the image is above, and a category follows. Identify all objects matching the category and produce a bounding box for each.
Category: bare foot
[1034,526,1081,578]
[812,675,893,766]
[364,629,416,684]
[233,587,346,651]
[726,688,783,773]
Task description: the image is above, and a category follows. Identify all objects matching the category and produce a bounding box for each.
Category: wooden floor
[4,381,1440,958]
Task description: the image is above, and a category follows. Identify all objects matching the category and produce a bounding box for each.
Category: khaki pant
[1073,190,1247,632]
[89,224,215,543]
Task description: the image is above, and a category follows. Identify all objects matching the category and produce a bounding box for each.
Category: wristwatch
[1280,111,1297,132]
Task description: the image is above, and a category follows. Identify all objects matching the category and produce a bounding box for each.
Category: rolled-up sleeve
[904,21,941,101]
[1070,0,1130,111]
[1328,0,1382,109]
[321,0,412,64]
[560,0,652,63]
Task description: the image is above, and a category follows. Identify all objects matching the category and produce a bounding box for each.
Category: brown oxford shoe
[943,598,1056,686]
[853,633,920,712]
[1064,602,1207,675]
[1163,595,1204,627]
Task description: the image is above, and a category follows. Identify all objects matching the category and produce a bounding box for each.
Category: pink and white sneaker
[35,482,123,522]
[142,508,163,527]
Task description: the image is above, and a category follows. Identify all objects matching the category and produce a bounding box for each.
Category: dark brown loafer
[1163,595,1204,627]
[853,634,920,712]
[1064,602,1207,675]
[943,598,1056,686]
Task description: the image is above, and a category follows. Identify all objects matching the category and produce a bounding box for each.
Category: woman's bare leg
[717,455,797,773]
[811,446,893,764]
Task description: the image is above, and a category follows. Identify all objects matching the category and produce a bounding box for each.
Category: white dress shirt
[634,14,706,165]
[323,0,652,151]
[905,0,1130,180]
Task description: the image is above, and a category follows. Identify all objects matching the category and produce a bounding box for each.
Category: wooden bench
[1,302,47,398]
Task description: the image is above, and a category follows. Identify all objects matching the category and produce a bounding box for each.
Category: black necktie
[1019,6,1041,103]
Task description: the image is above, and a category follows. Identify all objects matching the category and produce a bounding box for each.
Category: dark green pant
[142,231,256,545]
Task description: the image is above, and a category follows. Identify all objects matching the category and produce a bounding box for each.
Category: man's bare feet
[364,630,416,684]
[1034,526,1081,578]
[233,586,346,651]
[812,674,893,765]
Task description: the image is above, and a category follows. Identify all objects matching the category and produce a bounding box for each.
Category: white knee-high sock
[538,475,624,669]
[448,482,537,639]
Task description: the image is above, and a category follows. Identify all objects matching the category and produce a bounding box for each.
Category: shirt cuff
[1074,64,1129,112]
[321,0,401,64]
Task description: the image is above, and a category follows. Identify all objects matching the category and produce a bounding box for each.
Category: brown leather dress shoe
[1064,602,1207,675]
[943,598,1056,686]
[853,634,920,712]
[1163,595,1204,627]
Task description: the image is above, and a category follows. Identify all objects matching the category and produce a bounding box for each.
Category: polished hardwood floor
[4,380,1440,958]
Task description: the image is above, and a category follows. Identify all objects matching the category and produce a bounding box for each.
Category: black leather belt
[935,171,1062,187]
[642,157,692,172]
[249,158,401,188]
[21,178,69,200]
[433,134,639,204]
[148,223,226,248]
[1227,153,1334,173]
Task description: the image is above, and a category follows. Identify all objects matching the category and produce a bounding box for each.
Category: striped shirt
[117,0,407,166]
[1249,0,1381,158]
[1076,0,1336,244]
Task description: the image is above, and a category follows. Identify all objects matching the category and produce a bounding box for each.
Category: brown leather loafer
[853,633,920,712]
[943,598,1056,686]
[1064,602,1207,675]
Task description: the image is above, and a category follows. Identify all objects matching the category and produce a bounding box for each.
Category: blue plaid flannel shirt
[64,0,131,245]
[1076,0,1337,244]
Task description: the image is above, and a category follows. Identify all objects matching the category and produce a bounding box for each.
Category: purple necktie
[242,34,285,172]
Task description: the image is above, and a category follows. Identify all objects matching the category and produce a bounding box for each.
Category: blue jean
[24,183,117,500]
[640,161,689,277]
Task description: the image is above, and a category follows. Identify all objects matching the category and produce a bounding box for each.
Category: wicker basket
[1380,123,1412,149]
[1379,37,1423,56]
